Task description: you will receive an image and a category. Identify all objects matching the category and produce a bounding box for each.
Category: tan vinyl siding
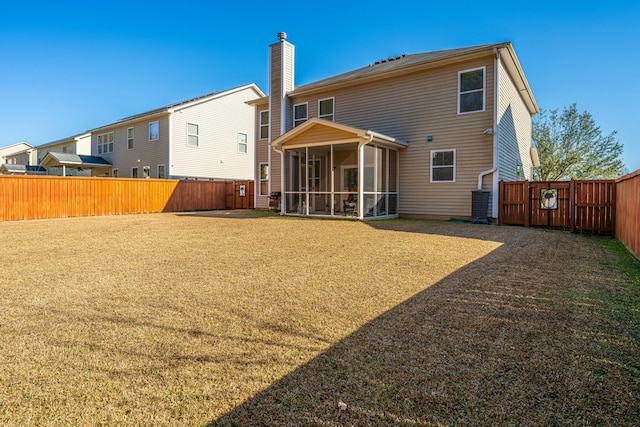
[285,56,495,218]
[92,115,170,178]
[497,60,534,181]
[254,102,271,208]
[170,87,258,180]
[267,40,294,194]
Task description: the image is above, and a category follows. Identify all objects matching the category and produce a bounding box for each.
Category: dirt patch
[0,213,637,426]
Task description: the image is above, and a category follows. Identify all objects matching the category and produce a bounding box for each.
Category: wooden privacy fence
[0,175,254,222]
[499,179,615,234]
[615,170,640,259]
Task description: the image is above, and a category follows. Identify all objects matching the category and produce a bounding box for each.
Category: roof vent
[373,54,407,65]
[277,32,287,42]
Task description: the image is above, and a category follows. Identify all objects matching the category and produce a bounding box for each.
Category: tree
[532,103,624,181]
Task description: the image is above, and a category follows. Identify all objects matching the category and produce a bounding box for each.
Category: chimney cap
[277,32,287,41]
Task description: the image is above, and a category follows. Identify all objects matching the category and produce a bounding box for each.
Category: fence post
[498,180,503,225]
[524,180,530,228]
[570,179,575,233]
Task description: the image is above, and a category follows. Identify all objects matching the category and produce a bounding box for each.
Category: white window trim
[157,164,166,179]
[143,165,150,178]
[187,122,199,147]
[259,162,269,196]
[318,97,335,121]
[127,127,134,150]
[259,110,269,140]
[97,132,114,154]
[293,102,308,127]
[149,120,159,141]
[237,131,248,154]
[112,168,119,178]
[458,66,486,114]
[430,149,456,183]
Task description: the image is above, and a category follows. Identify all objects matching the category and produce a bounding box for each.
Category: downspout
[477,47,500,190]
[168,111,173,178]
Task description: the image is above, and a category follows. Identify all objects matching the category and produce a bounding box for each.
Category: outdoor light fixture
[483,128,494,135]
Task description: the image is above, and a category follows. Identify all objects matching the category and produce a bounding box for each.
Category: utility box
[471,190,490,224]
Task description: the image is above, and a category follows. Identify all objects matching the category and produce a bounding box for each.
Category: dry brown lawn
[0,211,638,426]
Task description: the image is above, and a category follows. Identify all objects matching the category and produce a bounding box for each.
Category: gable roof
[290,42,538,115]
[36,132,90,150]
[90,83,265,132]
[272,117,408,150]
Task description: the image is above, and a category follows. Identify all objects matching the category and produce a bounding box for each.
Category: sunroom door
[301,158,321,213]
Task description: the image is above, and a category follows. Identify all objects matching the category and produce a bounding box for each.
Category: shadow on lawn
[210,223,638,426]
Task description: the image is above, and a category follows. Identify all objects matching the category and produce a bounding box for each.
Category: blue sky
[1,1,638,172]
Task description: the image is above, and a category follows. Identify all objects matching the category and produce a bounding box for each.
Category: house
[1,142,35,166]
[36,133,108,176]
[252,33,539,221]
[88,84,265,180]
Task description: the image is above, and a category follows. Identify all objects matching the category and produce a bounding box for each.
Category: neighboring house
[252,33,539,220]
[88,84,264,180]
[1,142,35,165]
[35,133,107,176]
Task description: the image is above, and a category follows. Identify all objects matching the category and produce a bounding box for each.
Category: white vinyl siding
[170,86,260,180]
[497,60,534,181]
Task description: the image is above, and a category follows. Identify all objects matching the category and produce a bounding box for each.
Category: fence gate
[499,180,615,234]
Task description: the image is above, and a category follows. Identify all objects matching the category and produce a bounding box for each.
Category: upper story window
[97,132,114,154]
[430,149,456,182]
[187,123,199,147]
[149,121,159,141]
[127,127,134,150]
[319,97,334,121]
[259,110,269,139]
[458,67,485,114]
[294,103,308,127]
[238,132,248,154]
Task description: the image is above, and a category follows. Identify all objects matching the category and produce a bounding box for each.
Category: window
[319,98,334,121]
[187,123,199,147]
[259,110,269,139]
[112,169,119,178]
[62,146,67,153]
[127,127,134,150]
[238,132,248,154]
[143,166,150,178]
[459,67,485,113]
[149,121,159,141]
[259,163,269,196]
[294,103,308,127]
[132,167,139,178]
[97,132,114,154]
[157,164,166,179]
[430,149,456,182]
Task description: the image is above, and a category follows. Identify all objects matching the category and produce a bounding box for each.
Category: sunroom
[272,118,407,219]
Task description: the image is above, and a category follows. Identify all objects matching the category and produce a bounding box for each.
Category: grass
[0,211,638,426]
